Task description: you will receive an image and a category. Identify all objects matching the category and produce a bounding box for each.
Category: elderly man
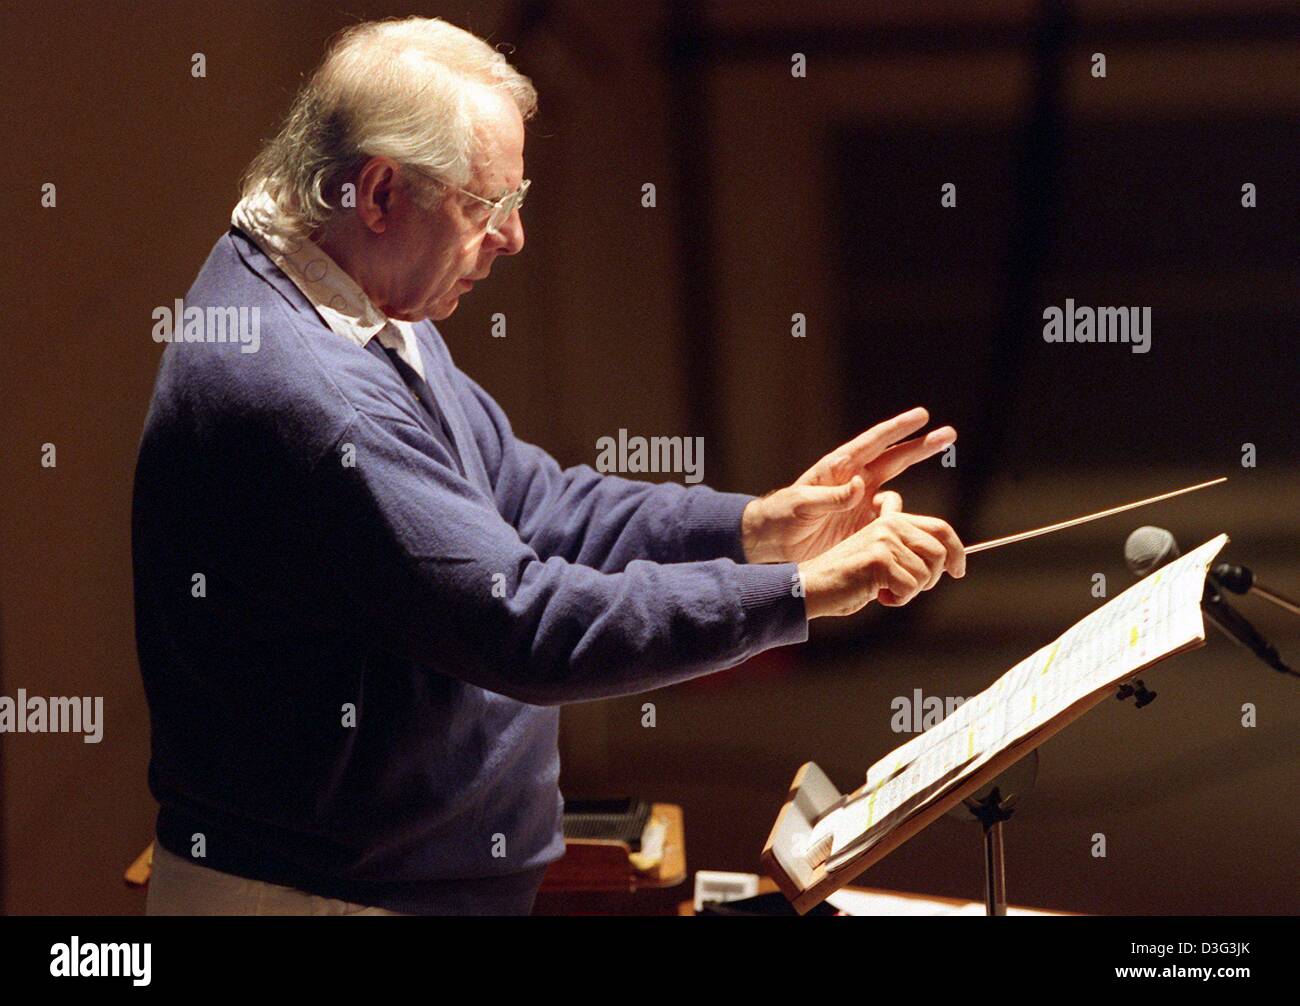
[133,17,964,916]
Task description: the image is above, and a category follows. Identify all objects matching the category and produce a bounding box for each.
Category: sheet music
[817,534,1227,871]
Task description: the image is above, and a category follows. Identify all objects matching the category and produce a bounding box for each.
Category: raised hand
[741,407,957,565]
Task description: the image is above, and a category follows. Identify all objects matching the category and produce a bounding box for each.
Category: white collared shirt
[231,187,426,380]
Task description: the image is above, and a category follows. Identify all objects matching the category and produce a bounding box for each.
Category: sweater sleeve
[449,367,757,571]
[313,408,808,705]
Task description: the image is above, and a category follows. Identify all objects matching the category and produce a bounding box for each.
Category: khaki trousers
[145,842,408,916]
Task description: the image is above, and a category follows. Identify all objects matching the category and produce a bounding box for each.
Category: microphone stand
[1202,565,1299,678]
[1200,582,1296,677]
[1213,564,1300,617]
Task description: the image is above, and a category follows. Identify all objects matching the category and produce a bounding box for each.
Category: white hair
[241,16,537,235]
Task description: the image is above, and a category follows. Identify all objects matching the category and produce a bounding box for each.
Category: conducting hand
[741,406,956,565]
[796,493,965,618]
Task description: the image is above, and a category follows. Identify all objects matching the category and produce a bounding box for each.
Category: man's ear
[354,156,400,234]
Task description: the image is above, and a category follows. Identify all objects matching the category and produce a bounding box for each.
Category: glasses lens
[487,181,528,235]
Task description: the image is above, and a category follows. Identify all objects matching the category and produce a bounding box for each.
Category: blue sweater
[132,229,808,913]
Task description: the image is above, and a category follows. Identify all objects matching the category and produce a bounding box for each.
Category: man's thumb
[792,476,864,516]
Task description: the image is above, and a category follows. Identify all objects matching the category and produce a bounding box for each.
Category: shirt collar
[231,186,426,380]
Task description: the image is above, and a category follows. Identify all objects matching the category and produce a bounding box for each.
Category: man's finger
[873,490,902,516]
[865,426,956,485]
[897,543,934,593]
[895,523,947,590]
[824,407,932,473]
[906,514,966,578]
[879,561,920,606]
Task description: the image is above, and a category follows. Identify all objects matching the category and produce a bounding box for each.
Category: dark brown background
[1,0,1296,915]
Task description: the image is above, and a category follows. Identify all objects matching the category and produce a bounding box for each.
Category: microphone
[1125,527,1293,676]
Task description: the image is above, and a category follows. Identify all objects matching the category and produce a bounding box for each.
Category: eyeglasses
[451,178,530,236]
[405,165,530,236]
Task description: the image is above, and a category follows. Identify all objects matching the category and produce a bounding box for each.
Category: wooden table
[679,877,1075,915]
[533,803,687,914]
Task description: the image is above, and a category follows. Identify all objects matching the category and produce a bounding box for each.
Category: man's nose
[490,211,524,255]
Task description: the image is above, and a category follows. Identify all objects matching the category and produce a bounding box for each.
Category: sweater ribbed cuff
[734,561,810,651]
[679,490,756,564]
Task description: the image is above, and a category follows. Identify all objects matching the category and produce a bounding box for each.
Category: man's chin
[424,294,461,322]
[385,292,459,324]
